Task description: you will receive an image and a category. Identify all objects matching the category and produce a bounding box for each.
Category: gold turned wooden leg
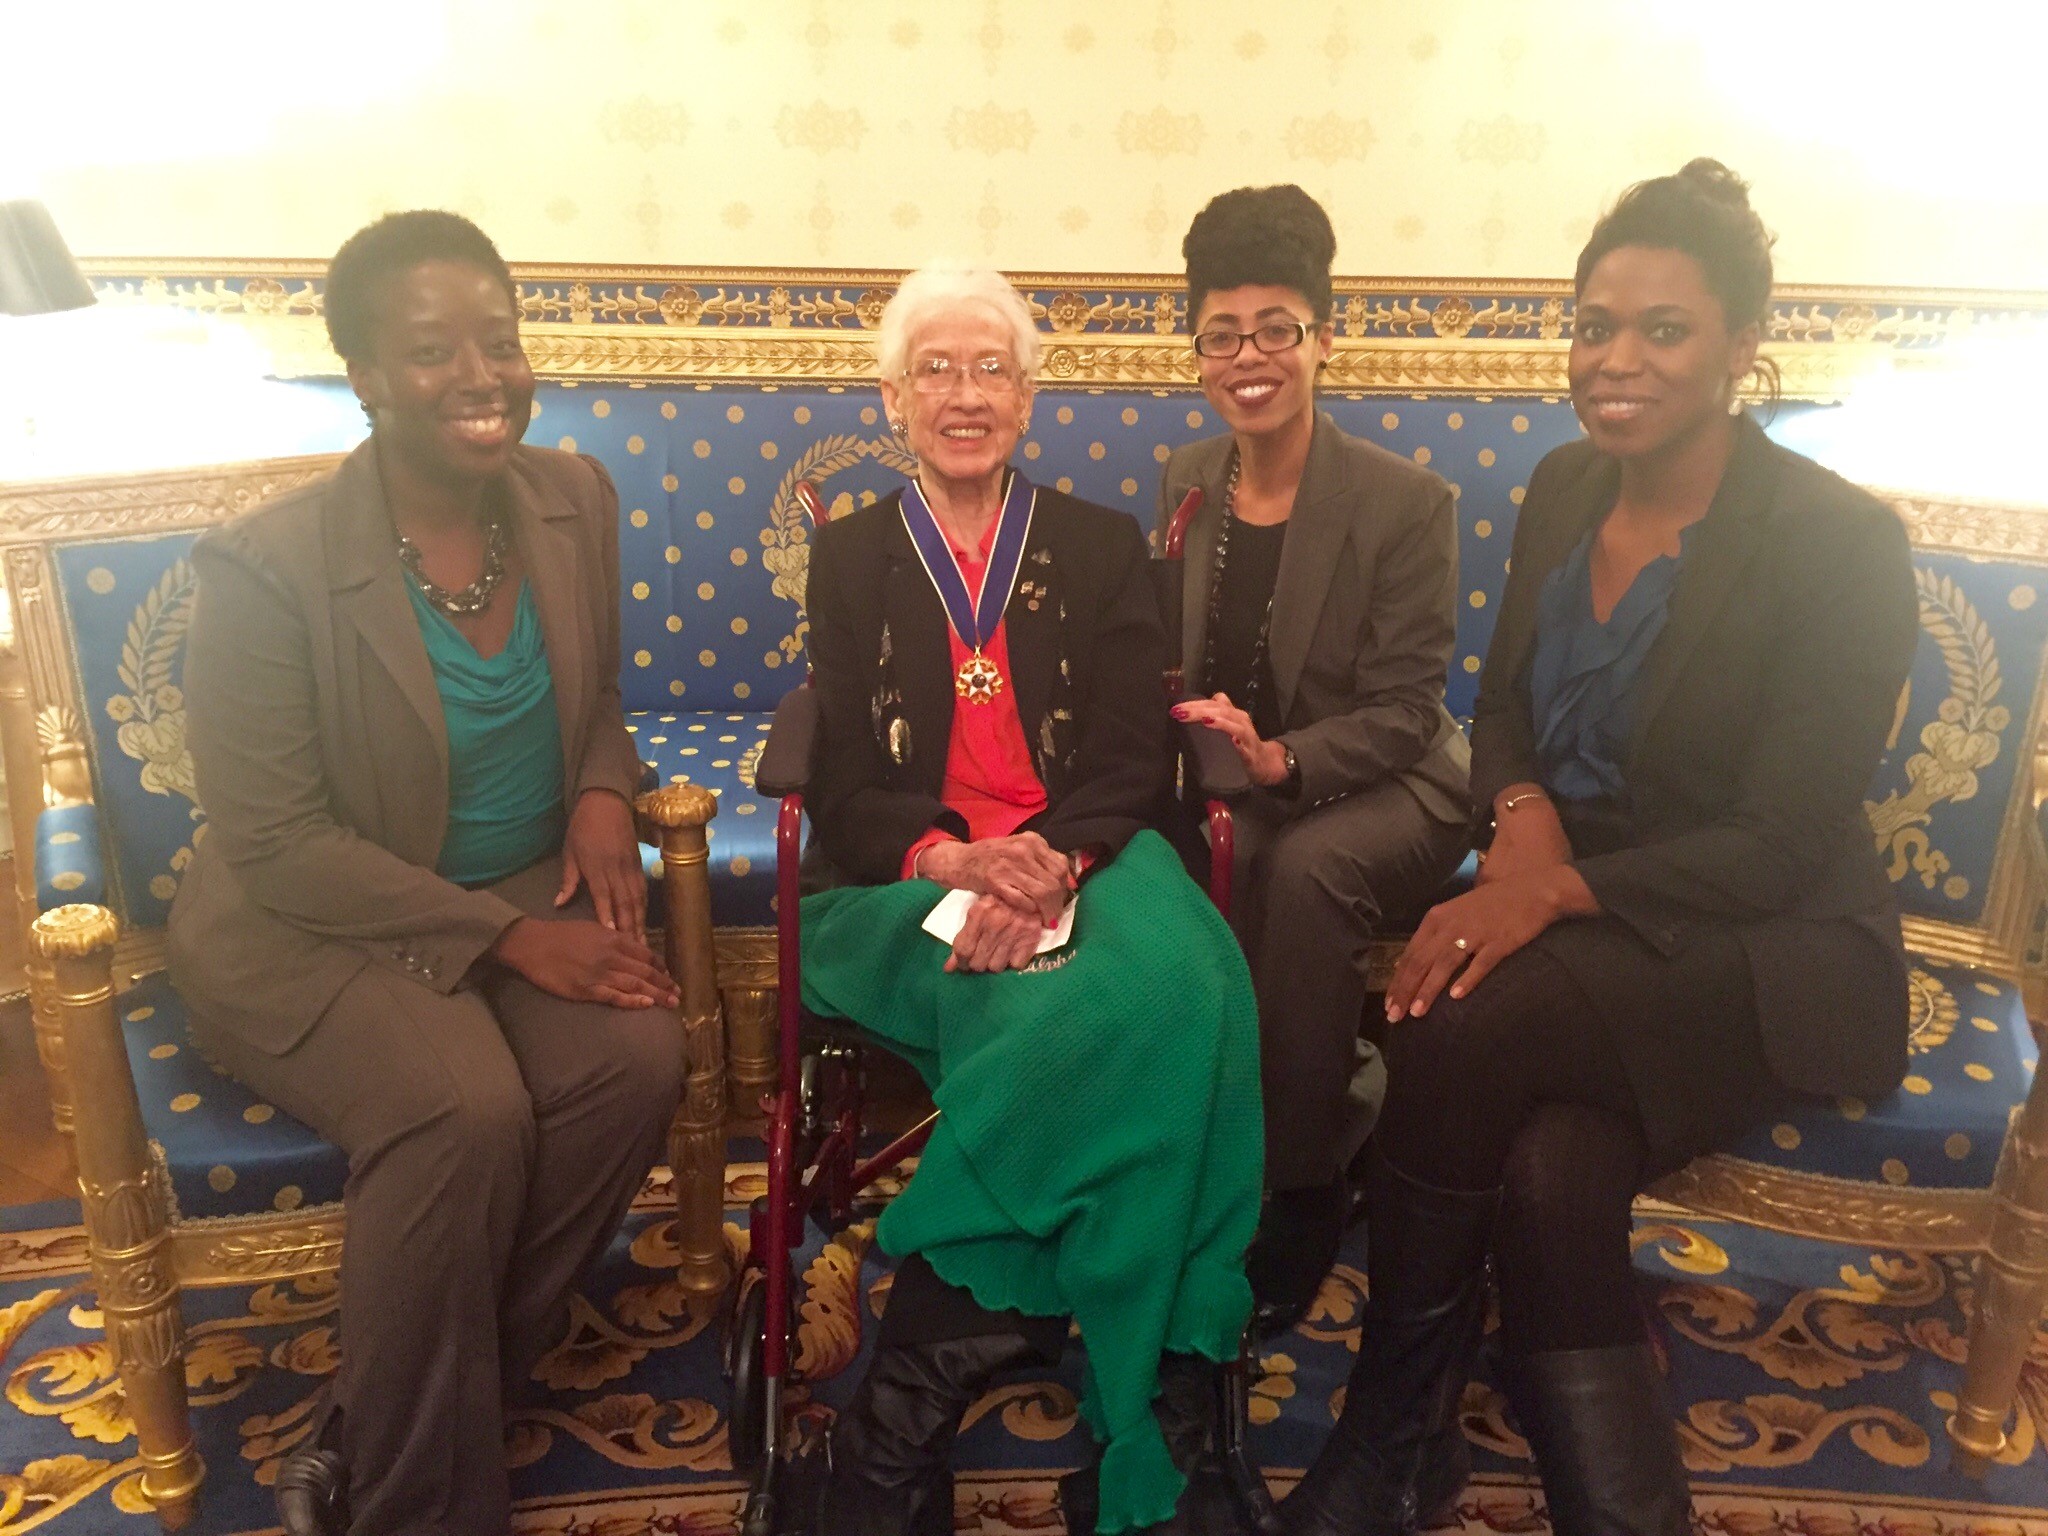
[638,785,731,1298]
[723,985,777,1138]
[713,931,781,1139]
[723,985,779,1138]
[28,955,76,1136]
[33,904,202,1527]
[1950,1070,2048,1463]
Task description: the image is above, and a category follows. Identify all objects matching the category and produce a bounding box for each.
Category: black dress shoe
[276,1388,348,1536]
[1246,1175,1348,1339]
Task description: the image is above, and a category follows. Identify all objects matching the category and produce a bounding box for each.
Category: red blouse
[900,514,1048,879]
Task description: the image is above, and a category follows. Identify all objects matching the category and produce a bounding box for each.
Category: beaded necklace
[398,512,512,617]
[1200,451,1278,721]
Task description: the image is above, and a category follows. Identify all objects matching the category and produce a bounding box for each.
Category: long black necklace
[399,512,511,617]
[1200,451,1277,721]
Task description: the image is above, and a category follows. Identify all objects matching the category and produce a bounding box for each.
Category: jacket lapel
[1003,515,1058,755]
[1624,416,1780,764]
[1267,413,1354,717]
[1486,451,1619,703]
[506,454,589,799]
[1177,442,1231,682]
[324,444,449,784]
[881,503,955,794]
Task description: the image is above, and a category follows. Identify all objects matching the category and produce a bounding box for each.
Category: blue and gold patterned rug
[4,1169,2048,1535]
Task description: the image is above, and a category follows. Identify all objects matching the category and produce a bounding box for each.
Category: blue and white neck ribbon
[900,471,1037,704]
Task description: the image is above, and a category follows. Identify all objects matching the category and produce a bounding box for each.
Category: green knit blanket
[800,829,1263,1533]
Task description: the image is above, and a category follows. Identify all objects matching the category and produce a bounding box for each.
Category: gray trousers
[1229,778,1469,1191]
[192,858,685,1536]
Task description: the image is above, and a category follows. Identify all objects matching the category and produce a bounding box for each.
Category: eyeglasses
[905,354,1026,396]
[1191,320,1315,360]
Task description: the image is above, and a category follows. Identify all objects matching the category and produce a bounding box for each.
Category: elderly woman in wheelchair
[772,265,1266,1536]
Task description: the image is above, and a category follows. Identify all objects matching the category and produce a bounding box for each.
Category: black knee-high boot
[813,1258,1064,1536]
[1058,1352,1268,1536]
[1503,1345,1691,1536]
[818,1332,1044,1535]
[1280,1148,1498,1536]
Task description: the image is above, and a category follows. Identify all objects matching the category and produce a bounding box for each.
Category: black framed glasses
[1191,319,1314,360]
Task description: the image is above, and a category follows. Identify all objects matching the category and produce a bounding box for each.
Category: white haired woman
[793,265,1266,1535]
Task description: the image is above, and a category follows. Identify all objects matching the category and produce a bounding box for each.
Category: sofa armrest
[35,802,106,911]
[754,686,819,800]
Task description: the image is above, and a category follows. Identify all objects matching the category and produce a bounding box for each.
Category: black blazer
[1160,413,1469,821]
[1471,416,1920,1097]
[805,482,1169,885]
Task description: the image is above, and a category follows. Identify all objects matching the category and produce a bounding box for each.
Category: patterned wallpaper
[12,0,2046,291]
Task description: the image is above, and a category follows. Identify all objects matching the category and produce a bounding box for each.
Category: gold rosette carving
[30,905,119,960]
[637,783,719,829]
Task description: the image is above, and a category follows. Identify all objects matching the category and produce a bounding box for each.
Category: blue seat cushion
[1716,957,2037,1191]
[120,973,347,1221]
[629,709,781,927]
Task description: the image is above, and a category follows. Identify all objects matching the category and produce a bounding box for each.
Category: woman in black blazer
[796,266,1264,1536]
[1283,162,1918,1536]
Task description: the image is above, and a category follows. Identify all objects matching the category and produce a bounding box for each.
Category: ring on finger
[1452,937,1470,952]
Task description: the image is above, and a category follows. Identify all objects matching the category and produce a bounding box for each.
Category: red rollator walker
[726,483,1273,1535]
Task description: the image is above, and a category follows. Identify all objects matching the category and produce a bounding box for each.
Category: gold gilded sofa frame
[2,260,2047,1515]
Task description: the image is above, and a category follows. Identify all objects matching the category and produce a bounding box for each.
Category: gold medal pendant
[955,651,1004,705]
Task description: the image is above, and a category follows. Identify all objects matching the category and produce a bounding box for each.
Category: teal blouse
[405,578,567,887]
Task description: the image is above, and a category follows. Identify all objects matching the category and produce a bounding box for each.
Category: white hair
[876,264,1042,381]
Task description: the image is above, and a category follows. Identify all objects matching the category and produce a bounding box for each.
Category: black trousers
[1229,781,1469,1191]
[1374,926,1782,1354]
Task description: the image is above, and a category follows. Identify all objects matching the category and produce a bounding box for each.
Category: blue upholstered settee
[8,278,2048,1522]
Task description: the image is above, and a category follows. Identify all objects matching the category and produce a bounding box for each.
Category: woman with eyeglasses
[791,264,1266,1536]
[1162,185,1471,1335]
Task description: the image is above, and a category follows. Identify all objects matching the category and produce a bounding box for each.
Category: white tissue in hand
[921,887,1075,956]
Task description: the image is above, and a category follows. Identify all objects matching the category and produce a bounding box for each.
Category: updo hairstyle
[1182,184,1337,326]
[1576,158,1778,403]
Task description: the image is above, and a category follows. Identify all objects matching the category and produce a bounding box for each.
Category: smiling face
[348,259,535,487]
[1192,283,1332,440]
[880,303,1031,491]
[1569,245,1759,464]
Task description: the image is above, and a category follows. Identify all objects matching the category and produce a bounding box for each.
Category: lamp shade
[0,201,94,317]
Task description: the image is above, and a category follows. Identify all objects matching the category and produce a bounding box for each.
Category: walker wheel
[724,1270,770,1471]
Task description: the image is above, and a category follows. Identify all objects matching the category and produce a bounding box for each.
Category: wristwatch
[1278,744,1302,798]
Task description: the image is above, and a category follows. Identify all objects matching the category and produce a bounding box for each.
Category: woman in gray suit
[1163,186,1470,1332]
[166,212,684,1536]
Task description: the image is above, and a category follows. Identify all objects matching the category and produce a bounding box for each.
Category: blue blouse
[405,579,567,886]
[1528,523,1695,803]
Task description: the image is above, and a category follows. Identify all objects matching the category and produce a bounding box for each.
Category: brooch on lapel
[874,621,911,765]
[1019,578,1047,612]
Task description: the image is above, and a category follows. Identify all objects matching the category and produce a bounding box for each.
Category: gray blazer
[166,441,643,1054]
[1159,411,1469,822]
